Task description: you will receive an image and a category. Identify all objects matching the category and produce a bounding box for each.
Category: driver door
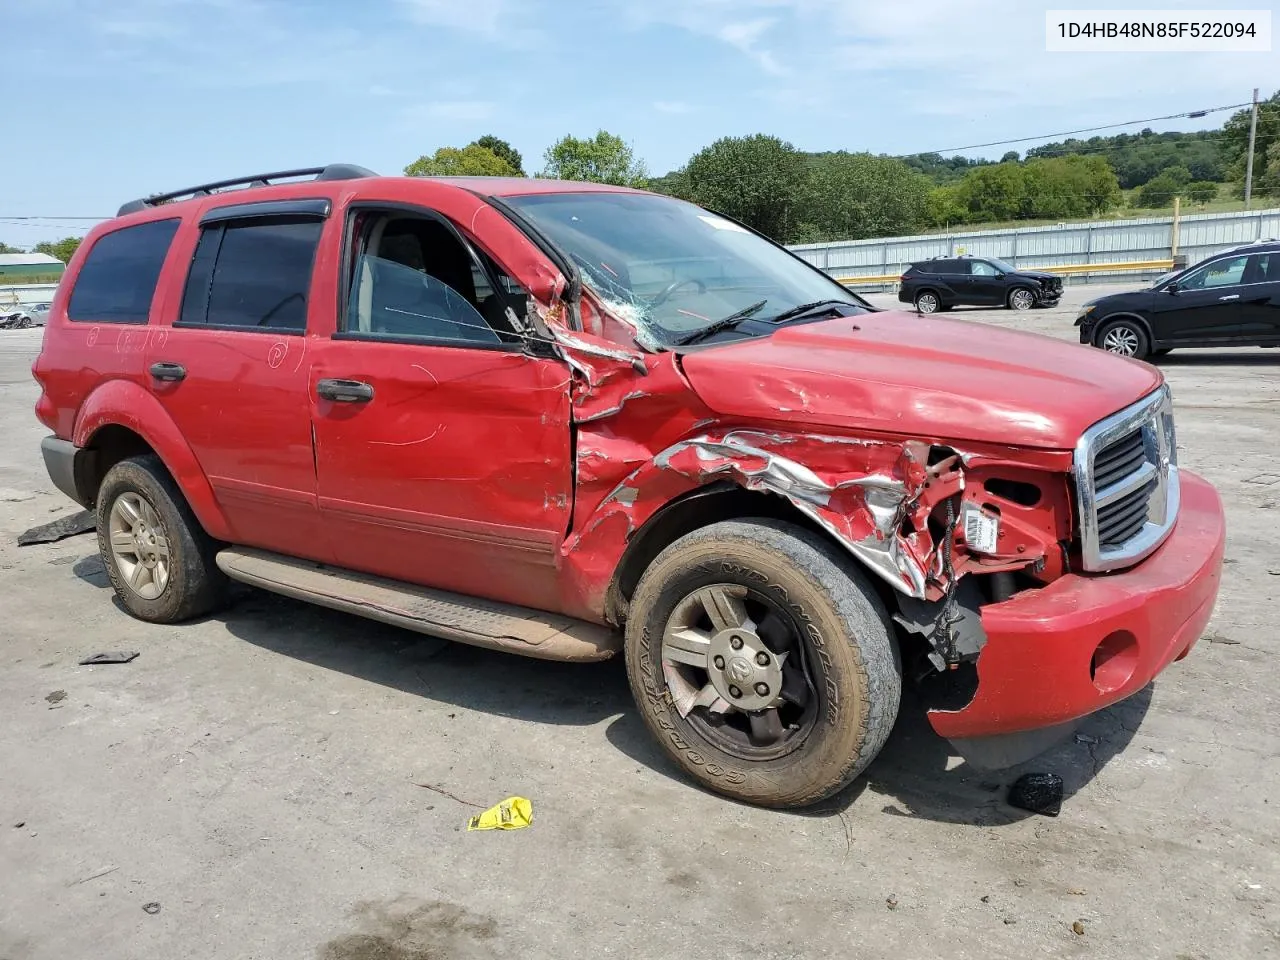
[1151,254,1249,344]
[967,260,1005,304]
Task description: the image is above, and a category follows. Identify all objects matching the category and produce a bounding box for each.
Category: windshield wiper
[766,299,855,325]
[672,299,768,346]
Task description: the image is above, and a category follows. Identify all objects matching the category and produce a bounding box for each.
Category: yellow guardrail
[836,259,1176,287]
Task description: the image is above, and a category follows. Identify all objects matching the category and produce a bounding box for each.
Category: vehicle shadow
[71,566,1152,823]
[606,684,1150,825]
[1155,350,1280,366]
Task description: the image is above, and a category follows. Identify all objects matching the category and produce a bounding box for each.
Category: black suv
[1077,241,1280,360]
[897,256,1062,314]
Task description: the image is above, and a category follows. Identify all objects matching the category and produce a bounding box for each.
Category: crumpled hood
[679,311,1162,449]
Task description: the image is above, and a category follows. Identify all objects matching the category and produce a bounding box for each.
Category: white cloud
[653,100,695,114]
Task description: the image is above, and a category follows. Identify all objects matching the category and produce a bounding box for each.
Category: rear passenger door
[147,200,332,561]
[1235,253,1280,342]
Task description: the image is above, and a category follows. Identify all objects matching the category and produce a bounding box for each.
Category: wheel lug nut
[754,683,769,696]
[755,652,769,666]
[713,656,725,670]
[728,685,742,699]
[729,635,743,650]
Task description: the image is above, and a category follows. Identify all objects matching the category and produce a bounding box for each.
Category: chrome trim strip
[1095,460,1157,507]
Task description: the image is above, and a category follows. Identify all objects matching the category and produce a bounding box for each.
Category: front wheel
[1097,318,1150,360]
[1008,287,1035,311]
[624,519,901,809]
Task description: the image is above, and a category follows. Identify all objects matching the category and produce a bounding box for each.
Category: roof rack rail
[116,163,378,217]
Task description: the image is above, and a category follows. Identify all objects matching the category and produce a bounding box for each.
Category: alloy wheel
[108,492,171,600]
[916,293,939,314]
[660,583,818,761]
[1102,325,1140,357]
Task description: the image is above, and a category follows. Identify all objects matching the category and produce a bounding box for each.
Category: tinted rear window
[179,218,322,331]
[67,219,180,323]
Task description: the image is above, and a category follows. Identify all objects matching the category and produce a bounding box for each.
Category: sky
[1,0,1275,247]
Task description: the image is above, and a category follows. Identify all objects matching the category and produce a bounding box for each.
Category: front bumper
[928,469,1225,744]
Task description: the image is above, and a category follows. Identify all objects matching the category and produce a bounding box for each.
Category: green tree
[1136,172,1186,207]
[1258,142,1280,197]
[953,162,1028,220]
[680,134,807,241]
[925,185,968,228]
[33,237,82,263]
[797,153,932,241]
[952,155,1121,221]
[0,241,20,254]
[1000,150,1020,163]
[1185,181,1219,204]
[1223,91,1280,186]
[404,144,520,177]
[472,135,524,176]
[540,130,649,187]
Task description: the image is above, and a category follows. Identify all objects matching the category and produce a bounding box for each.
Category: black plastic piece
[200,198,332,225]
[149,362,186,382]
[117,165,376,217]
[1007,772,1064,817]
[316,379,375,403]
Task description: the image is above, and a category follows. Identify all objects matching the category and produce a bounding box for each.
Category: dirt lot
[1,285,1277,960]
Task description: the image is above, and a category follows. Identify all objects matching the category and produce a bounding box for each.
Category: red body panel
[680,311,1163,449]
[929,470,1225,739]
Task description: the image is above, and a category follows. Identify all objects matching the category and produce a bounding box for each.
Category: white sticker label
[963,507,1000,555]
[697,215,749,233]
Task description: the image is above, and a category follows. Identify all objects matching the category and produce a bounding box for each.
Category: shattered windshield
[504,191,867,348]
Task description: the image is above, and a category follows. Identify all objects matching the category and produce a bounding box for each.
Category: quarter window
[179,218,322,331]
[67,219,180,323]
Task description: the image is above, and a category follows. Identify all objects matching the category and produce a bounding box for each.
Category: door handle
[149,361,186,382]
[1218,294,1240,301]
[317,378,374,403]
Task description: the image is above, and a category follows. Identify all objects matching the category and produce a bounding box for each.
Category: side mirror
[1164,282,1179,295]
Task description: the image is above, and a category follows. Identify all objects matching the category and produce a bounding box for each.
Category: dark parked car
[1077,241,1280,360]
[897,256,1063,314]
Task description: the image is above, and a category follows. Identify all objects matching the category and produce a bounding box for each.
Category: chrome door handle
[1218,294,1240,301]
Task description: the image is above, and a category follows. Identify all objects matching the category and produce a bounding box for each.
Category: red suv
[32,165,1226,808]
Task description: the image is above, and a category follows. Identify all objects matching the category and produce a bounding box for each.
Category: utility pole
[1244,87,1259,210]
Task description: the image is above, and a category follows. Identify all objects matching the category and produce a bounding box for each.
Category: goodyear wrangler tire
[624,519,901,808]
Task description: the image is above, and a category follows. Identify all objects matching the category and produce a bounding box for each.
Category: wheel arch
[601,483,900,626]
[72,380,232,540]
[1094,312,1156,348]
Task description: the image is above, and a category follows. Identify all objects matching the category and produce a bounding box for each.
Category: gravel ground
[1,285,1277,960]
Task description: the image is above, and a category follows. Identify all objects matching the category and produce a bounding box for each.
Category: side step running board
[215,548,620,663]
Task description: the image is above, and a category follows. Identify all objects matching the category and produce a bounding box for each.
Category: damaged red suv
[32,165,1226,808]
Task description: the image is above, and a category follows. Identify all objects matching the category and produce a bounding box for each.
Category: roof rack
[116,163,378,217]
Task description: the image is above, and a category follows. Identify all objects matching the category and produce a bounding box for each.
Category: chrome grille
[1073,386,1179,572]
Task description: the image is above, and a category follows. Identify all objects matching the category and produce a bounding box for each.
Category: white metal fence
[789,206,1280,289]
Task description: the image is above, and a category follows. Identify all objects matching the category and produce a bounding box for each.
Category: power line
[914,101,1252,156]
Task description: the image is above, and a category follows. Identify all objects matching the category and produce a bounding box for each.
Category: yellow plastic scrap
[466,796,533,832]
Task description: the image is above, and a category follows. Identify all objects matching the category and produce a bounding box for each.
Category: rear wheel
[914,291,940,314]
[96,455,229,623]
[1097,317,1150,360]
[624,519,901,809]
[1008,287,1035,311]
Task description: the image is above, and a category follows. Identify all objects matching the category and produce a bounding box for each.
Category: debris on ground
[1074,733,1099,745]
[17,510,95,546]
[13,822,25,829]
[414,782,483,807]
[142,902,161,915]
[79,651,139,665]
[885,895,899,910]
[1207,633,1241,645]
[466,796,533,831]
[67,865,118,886]
[1007,772,1064,817]
[1072,920,1086,936]
[45,690,67,704]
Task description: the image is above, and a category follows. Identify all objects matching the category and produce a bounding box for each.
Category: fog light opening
[1091,630,1140,694]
